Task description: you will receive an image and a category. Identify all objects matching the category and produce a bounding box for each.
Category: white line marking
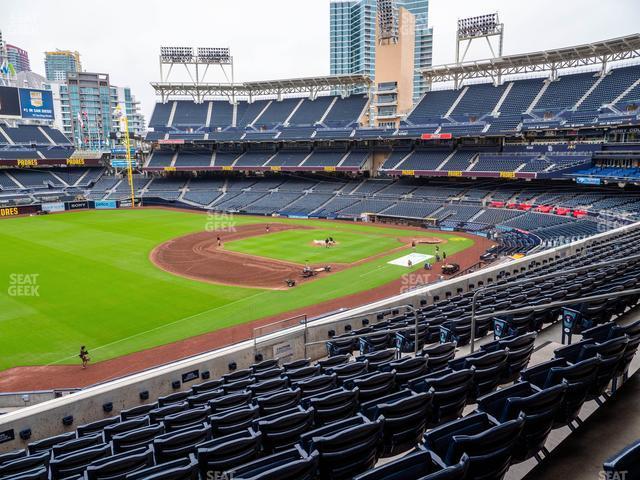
[47,290,270,365]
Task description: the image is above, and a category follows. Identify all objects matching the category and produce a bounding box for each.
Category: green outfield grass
[0,209,474,370]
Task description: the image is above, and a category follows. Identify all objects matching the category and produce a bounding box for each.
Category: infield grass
[225,229,405,264]
[0,209,474,370]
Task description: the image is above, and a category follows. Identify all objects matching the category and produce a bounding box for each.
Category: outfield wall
[0,221,636,452]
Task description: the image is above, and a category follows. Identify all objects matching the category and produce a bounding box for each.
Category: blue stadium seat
[300,414,384,479]
[254,388,302,416]
[210,405,260,437]
[196,428,262,475]
[476,382,566,463]
[304,387,360,425]
[51,434,104,458]
[153,423,212,463]
[112,424,165,453]
[361,389,433,456]
[421,412,524,480]
[603,438,640,480]
[0,451,51,478]
[85,446,154,480]
[407,368,474,427]
[448,349,508,400]
[231,446,319,480]
[253,406,315,453]
[520,357,599,427]
[126,455,199,480]
[50,443,112,480]
[353,450,469,480]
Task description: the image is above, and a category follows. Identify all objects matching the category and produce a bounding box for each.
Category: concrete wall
[0,222,636,453]
[374,7,416,127]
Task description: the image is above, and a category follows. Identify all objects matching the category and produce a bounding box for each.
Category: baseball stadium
[1,2,640,479]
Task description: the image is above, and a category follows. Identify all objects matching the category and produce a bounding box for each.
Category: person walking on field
[79,346,90,369]
[443,251,447,260]
[266,224,270,233]
[217,236,222,247]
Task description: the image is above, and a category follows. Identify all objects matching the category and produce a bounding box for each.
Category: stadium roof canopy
[151,74,372,102]
[420,34,640,85]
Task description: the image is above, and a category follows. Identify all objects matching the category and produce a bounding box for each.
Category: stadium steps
[49,171,70,188]
[319,96,339,124]
[465,153,481,171]
[347,179,371,195]
[4,171,25,189]
[294,151,315,167]
[248,101,273,128]
[166,101,178,128]
[525,80,551,114]
[491,81,514,115]
[205,102,213,128]
[231,103,238,127]
[0,126,14,145]
[613,76,640,106]
[574,73,606,109]
[37,126,55,145]
[435,150,457,171]
[230,152,247,167]
[308,195,340,216]
[387,150,414,170]
[73,169,91,188]
[466,208,486,222]
[283,98,305,125]
[444,86,468,118]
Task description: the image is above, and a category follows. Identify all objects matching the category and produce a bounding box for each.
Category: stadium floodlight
[377,0,397,43]
[158,46,235,103]
[197,47,232,64]
[455,12,504,65]
[457,13,501,40]
[160,46,194,63]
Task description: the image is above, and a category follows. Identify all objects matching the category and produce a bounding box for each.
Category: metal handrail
[470,252,640,352]
[305,303,419,354]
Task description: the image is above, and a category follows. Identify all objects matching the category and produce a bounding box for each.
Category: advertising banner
[19,88,54,120]
[0,86,21,117]
[576,177,602,186]
[0,205,41,218]
[42,202,65,213]
[66,200,89,211]
[94,200,117,209]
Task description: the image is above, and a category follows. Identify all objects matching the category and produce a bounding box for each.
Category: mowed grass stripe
[0,209,474,369]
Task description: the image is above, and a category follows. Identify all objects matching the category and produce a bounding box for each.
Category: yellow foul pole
[116,105,135,208]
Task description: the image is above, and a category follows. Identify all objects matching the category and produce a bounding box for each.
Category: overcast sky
[3,0,639,121]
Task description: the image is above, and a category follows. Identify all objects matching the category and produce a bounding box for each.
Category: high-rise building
[330,0,433,100]
[6,44,30,73]
[51,72,145,149]
[110,85,146,139]
[44,49,81,82]
[61,72,112,149]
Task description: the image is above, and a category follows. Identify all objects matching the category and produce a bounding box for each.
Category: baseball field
[0,208,479,372]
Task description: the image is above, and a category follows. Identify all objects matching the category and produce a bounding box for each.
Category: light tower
[456,13,504,63]
[454,13,504,87]
[158,46,234,103]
